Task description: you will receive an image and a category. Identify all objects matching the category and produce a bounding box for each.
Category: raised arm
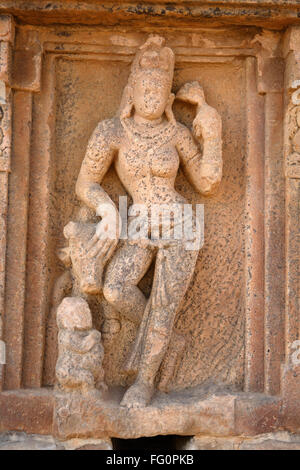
[75,118,120,212]
[176,81,223,196]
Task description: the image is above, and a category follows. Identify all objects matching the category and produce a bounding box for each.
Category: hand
[96,202,122,241]
[176,81,205,108]
[92,202,121,261]
[64,214,121,295]
[198,162,222,196]
[82,330,101,351]
[85,228,118,271]
[76,204,121,295]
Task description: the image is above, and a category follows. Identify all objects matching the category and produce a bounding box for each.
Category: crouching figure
[55,296,106,396]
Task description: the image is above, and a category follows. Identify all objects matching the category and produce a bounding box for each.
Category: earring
[165,93,175,124]
[118,85,134,119]
[120,101,133,119]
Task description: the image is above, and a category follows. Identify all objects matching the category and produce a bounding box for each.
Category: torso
[114,117,187,208]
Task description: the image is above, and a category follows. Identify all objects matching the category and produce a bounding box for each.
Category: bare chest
[116,137,180,179]
[115,118,180,179]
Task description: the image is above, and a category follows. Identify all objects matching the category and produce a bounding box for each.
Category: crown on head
[132,35,175,84]
[118,35,175,119]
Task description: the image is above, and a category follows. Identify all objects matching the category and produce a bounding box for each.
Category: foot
[120,380,154,409]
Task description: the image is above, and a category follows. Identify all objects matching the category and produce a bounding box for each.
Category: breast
[149,146,179,178]
[116,143,179,180]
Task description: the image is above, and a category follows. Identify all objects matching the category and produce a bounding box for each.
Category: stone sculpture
[60,34,222,408]
[0,3,299,449]
[55,297,106,396]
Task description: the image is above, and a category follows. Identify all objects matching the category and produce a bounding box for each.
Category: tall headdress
[119,35,175,119]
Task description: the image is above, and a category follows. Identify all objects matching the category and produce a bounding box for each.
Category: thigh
[105,241,154,286]
[148,243,199,335]
[156,243,199,307]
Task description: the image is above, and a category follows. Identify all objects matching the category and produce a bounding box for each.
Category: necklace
[121,117,177,147]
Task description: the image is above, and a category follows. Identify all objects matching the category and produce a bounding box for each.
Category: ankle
[136,375,155,390]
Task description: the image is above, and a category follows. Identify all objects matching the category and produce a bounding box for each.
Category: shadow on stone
[112,435,191,450]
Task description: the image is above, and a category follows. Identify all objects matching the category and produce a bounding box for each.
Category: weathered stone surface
[0,1,300,28]
[281,364,300,433]
[61,438,112,451]
[234,394,282,436]
[0,389,54,435]
[180,432,300,451]
[43,28,247,395]
[54,386,237,439]
[239,438,300,451]
[0,432,112,450]
[0,13,13,392]
[56,297,106,396]
[0,0,298,444]
[53,386,284,440]
[70,34,223,409]
[2,430,300,451]
[0,432,57,450]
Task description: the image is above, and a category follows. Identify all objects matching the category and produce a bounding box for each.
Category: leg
[103,242,154,325]
[121,244,199,407]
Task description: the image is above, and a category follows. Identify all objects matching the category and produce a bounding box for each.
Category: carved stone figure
[55,297,106,396]
[286,95,300,178]
[67,35,222,408]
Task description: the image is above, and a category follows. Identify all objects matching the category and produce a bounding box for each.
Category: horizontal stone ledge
[0,388,54,436]
[53,386,283,440]
[180,432,300,450]
[0,1,299,28]
[0,386,287,440]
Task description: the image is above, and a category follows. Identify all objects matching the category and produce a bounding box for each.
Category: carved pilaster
[247,31,285,395]
[0,14,14,391]
[12,29,42,92]
[281,26,300,433]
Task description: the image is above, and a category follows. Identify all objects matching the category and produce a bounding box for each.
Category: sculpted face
[133,71,171,120]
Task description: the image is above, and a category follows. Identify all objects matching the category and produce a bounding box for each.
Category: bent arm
[76,119,119,212]
[177,107,222,196]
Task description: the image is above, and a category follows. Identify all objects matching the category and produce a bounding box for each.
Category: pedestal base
[54,385,282,440]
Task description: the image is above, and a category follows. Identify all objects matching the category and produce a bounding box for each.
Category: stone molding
[0,1,299,27]
[0,14,13,391]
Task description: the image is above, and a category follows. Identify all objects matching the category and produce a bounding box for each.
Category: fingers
[86,226,118,263]
[86,227,114,250]
[103,240,117,264]
[89,238,111,258]
[89,236,117,260]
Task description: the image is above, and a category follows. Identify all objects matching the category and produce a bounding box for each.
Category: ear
[118,84,134,119]
[165,93,175,124]
[120,101,133,119]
